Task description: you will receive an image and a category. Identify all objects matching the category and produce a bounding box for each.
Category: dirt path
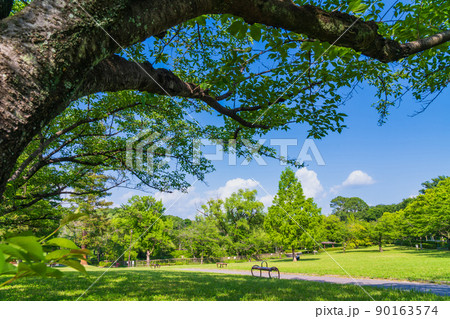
[180,268,450,296]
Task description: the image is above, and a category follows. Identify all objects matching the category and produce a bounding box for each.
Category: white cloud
[259,194,274,207]
[342,170,375,186]
[330,170,375,193]
[295,167,324,199]
[209,178,260,199]
[120,191,135,201]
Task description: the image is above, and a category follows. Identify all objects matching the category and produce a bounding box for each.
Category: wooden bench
[216,262,228,268]
[149,263,161,268]
[251,261,280,279]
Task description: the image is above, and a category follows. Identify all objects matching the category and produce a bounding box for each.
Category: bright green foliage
[112,196,174,259]
[0,212,91,286]
[369,211,407,252]
[192,189,271,257]
[320,214,346,243]
[404,178,450,247]
[339,215,371,252]
[265,168,322,258]
[419,175,449,194]
[179,216,225,260]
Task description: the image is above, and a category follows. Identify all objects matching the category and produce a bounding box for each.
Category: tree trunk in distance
[80,229,88,265]
[292,247,296,262]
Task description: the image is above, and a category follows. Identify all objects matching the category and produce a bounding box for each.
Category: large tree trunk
[292,247,296,262]
[1,0,449,200]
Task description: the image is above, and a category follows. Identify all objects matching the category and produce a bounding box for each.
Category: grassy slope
[173,246,450,283]
[1,268,448,301]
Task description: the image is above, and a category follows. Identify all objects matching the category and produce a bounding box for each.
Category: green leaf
[0,262,17,275]
[46,238,79,250]
[199,83,211,90]
[6,236,44,261]
[17,262,35,277]
[348,0,368,14]
[46,267,63,278]
[60,212,87,226]
[353,3,369,13]
[70,249,91,256]
[227,21,243,36]
[30,262,47,276]
[0,244,27,261]
[45,249,71,261]
[60,260,87,274]
[250,24,262,42]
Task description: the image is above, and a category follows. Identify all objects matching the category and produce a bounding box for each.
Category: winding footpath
[180,268,450,297]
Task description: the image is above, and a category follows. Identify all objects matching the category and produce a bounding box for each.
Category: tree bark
[378,234,383,252]
[1,0,450,199]
[292,247,296,262]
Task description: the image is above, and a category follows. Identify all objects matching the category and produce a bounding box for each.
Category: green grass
[0,268,448,301]
[173,246,450,283]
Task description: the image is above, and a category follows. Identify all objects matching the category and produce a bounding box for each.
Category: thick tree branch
[82,55,270,129]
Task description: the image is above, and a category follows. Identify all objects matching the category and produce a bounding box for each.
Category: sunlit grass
[172,246,450,283]
[1,268,448,301]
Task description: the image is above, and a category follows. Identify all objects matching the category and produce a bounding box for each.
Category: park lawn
[0,268,448,301]
[172,246,450,283]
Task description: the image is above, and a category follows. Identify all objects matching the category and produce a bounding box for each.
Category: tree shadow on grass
[399,249,450,258]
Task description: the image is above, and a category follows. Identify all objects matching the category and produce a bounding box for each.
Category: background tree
[320,214,345,244]
[340,215,370,253]
[330,196,369,222]
[404,178,450,249]
[363,198,413,222]
[180,216,225,262]
[66,172,112,264]
[368,211,406,252]
[265,168,322,261]
[419,175,449,194]
[112,196,174,262]
[198,189,266,257]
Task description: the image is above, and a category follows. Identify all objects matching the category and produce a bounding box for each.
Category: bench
[149,263,161,268]
[251,261,280,279]
[216,262,228,268]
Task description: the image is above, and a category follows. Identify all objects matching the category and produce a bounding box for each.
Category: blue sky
[109,82,450,218]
